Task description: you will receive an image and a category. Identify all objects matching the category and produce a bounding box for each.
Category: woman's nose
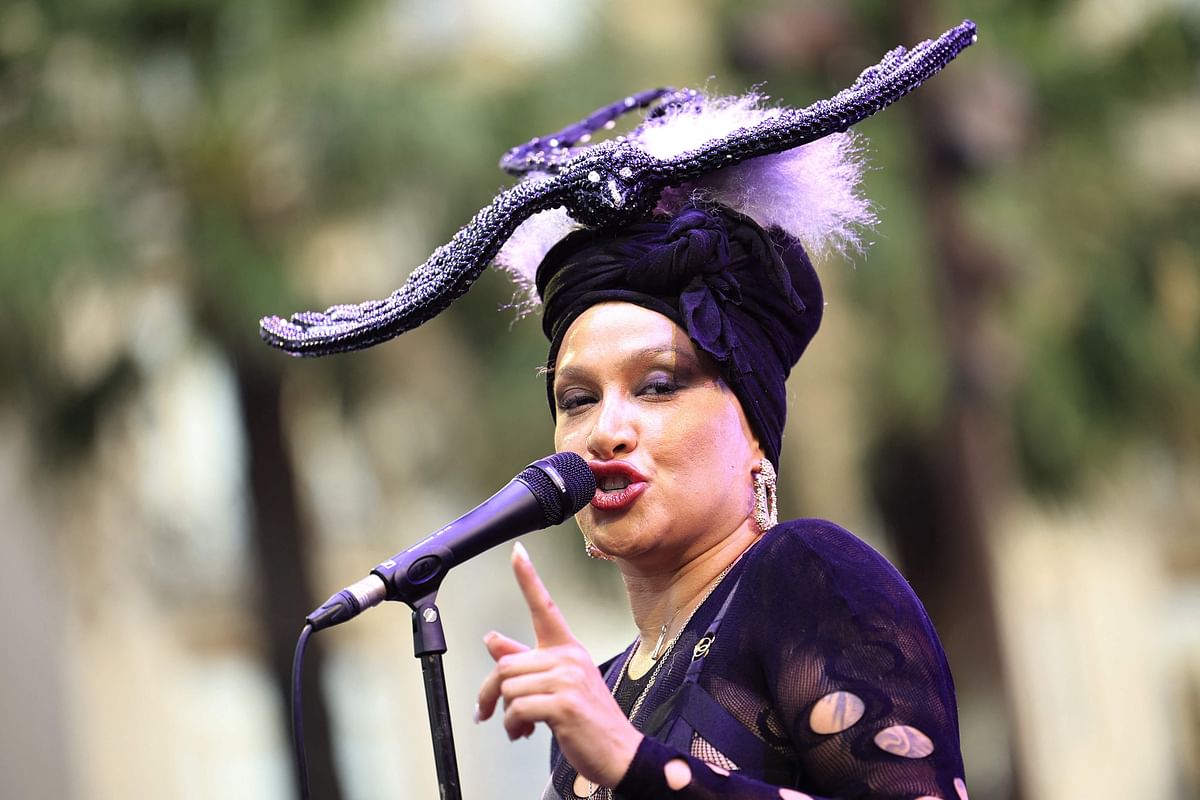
[586,397,637,458]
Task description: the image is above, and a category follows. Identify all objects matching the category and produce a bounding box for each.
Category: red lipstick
[588,460,649,511]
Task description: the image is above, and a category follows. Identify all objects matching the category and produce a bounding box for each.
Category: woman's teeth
[600,476,632,492]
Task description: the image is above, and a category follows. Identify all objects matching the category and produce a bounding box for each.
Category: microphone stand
[409,592,462,800]
[297,455,594,798]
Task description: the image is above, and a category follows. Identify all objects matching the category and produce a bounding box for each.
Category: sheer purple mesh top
[545,519,966,800]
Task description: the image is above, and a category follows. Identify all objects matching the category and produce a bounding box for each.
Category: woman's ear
[748,434,766,475]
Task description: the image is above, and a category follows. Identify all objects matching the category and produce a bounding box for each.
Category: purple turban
[536,204,822,470]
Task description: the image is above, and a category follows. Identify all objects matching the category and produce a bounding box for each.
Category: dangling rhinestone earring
[753,459,778,533]
[584,534,614,561]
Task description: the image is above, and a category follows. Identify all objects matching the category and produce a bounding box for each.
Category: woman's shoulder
[741,518,925,614]
[747,517,894,571]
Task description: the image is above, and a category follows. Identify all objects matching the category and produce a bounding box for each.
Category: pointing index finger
[512,542,574,647]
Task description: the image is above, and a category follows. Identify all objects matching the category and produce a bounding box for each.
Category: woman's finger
[498,666,575,710]
[476,663,504,723]
[484,631,528,663]
[503,694,555,741]
[477,641,569,721]
[512,542,574,647]
[476,632,529,722]
[505,716,537,741]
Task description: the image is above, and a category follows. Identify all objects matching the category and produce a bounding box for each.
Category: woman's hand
[475,542,643,789]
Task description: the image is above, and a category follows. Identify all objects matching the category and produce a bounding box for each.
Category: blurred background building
[1,1,1197,798]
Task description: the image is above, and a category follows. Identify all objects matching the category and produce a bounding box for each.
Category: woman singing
[259,20,979,799]
[475,205,967,800]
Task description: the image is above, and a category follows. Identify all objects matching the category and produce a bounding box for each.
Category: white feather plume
[641,92,876,257]
[637,93,783,160]
[492,206,581,315]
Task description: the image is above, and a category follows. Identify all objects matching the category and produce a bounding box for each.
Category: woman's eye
[639,378,679,397]
[556,390,595,411]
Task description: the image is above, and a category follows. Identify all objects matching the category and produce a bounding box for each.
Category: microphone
[305,452,596,631]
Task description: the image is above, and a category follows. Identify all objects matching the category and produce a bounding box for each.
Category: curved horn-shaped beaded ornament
[259,20,976,357]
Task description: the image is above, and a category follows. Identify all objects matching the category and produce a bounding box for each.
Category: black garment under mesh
[546,519,966,800]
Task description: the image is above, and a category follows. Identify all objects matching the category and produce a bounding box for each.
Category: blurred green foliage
[1,0,1197,499]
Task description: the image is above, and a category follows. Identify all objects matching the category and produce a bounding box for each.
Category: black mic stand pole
[409,592,462,800]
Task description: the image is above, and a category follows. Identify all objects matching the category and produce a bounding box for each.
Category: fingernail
[513,541,530,563]
[472,703,481,724]
[483,631,496,644]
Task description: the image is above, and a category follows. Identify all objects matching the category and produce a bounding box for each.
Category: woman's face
[552,302,763,570]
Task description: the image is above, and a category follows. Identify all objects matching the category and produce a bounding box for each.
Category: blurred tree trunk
[869,4,1026,799]
[233,351,345,800]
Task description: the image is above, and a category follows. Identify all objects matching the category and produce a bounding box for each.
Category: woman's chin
[580,518,638,559]
[586,526,667,565]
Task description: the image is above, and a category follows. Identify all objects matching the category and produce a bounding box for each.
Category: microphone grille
[520,452,597,525]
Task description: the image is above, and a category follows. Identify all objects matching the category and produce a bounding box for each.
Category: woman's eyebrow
[553,345,695,385]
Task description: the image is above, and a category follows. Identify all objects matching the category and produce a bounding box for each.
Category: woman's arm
[610,522,966,799]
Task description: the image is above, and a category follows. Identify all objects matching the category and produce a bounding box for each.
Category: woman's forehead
[556,303,694,369]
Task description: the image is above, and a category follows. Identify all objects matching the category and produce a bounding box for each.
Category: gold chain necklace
[619,560,732,712]
[576,562,735,799]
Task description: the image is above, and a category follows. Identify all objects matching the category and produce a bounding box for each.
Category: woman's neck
[619,523,760,676]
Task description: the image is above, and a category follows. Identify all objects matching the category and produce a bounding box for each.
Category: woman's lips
[591,481,647,511]
[588,461,649,512]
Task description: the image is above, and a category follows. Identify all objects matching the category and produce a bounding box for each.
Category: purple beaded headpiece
[259,20,977,356]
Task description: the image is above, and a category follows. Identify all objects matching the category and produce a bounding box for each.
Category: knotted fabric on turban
[535,204,823,470]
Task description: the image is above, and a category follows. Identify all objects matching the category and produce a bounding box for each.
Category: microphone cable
[291,623,315,800]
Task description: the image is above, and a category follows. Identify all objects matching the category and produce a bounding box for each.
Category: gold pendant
[648,622,671,661]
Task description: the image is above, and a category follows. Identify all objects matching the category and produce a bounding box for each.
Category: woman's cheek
[552,417,575,451]
[554,425,583,455]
